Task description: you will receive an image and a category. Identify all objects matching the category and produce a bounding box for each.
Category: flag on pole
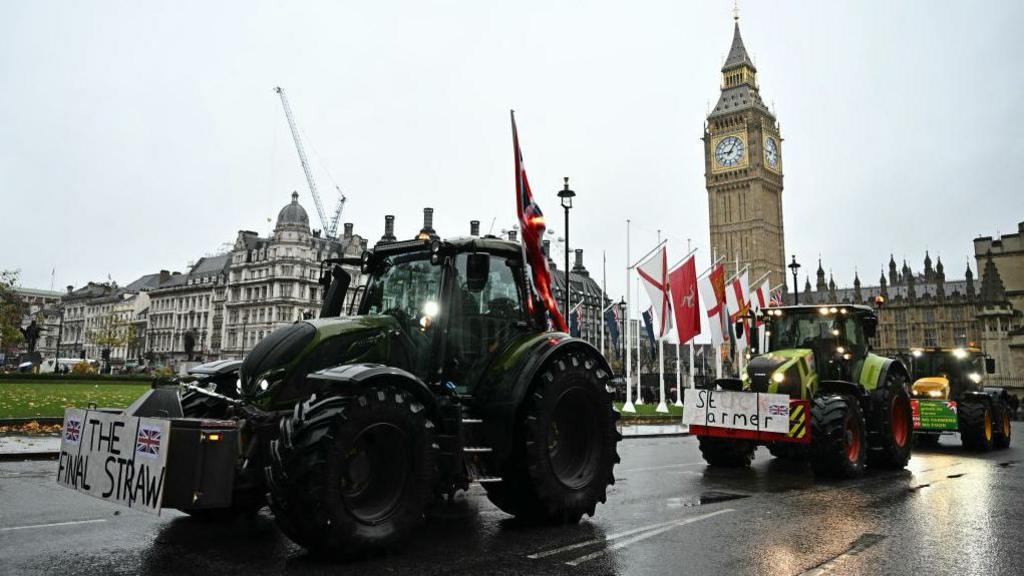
[698,264,728,347]
[751,280,771,352]
[769,289,784,307]
[636,246,673,339]
[605,308,620,357]
[569,303,584,337]
[726,270,751,354]
[641,307,657,356]
[512,111,567,332]
[669,255,701,345]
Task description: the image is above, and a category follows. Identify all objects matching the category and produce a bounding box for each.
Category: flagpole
[674,339,683,407]
[735,253,744,379]
[601,250,606,358]
[629,239,669,270]
[636,275,644,405]
[713,247,722,380]
[622,221,635,413]
[657,333,668,413]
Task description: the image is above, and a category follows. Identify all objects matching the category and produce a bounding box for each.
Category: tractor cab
[908,347,994,401]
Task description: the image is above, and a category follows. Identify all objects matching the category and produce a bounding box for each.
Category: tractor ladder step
[463,446,493,454]
[474,476,503,484]
[462,418,483,424]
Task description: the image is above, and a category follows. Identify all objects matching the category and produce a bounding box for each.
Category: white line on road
[617,461,705,473]
[528,517,689,559]
[564,509,735,566]
[0,519,107,532]
[797,533,887,576]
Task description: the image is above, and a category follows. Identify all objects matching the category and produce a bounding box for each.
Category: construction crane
[274,86,346,238]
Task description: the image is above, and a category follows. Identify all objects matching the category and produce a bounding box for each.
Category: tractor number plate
[911,399,959,431]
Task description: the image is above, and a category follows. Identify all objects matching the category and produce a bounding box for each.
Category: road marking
[527,509,734,563]
[617,461,705,473]
[0,519,107,532]
[564,509,735,566]
[797,533,886,576]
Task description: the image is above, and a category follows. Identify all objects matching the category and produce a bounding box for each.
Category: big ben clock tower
[704,15,785,289]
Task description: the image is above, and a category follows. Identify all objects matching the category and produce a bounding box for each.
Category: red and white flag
[751,280,771,351]
[669,255,701,345]
[637,246,673,339]
[726,270,751,353]
[512,111,567,332]
[697,264,728,347]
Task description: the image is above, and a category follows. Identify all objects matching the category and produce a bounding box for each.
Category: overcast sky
[3,1,1022,307]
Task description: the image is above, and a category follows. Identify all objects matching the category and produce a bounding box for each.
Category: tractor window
[361,253,442,326]
[445,254,527,385]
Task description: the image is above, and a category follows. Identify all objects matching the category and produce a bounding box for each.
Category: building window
[954,330,967,346]
[923,308,935,324]
[896,329,908,349]
[924,328,937,347]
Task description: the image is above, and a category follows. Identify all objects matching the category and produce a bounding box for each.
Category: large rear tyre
[767,442,807,461]
[958,400,993,451]
[484,352,620,524]
[698,436,755,467]
[811,395,867,479]
[866,382,913,469]
[993,403,1012,449]
[266,387,438,556]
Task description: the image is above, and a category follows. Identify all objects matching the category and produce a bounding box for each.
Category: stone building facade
[704,17,786,288]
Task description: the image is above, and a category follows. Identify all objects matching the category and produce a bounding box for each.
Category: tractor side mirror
[863,316,877,339]
[466,253,490,293]
[986,357,996,374]
[319,265,351,318]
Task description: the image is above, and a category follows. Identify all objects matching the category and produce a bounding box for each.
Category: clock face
[714,136,745,167]
[764,136,779,168]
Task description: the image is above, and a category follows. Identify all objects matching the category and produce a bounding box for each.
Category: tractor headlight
[772,372,785,384]
[236,378,243,394]
[259,378,270,391]
[968,372,982,384]
[928,390,943,398]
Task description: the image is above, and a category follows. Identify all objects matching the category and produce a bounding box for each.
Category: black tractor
[174,235,621,555]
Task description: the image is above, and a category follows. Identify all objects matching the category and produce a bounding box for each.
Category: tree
[89,316,135,371]
[0,270,27,356]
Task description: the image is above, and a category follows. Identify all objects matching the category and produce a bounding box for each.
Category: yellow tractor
[907,347,1011,450]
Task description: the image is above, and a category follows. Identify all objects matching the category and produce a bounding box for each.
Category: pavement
[1,424,1021,575]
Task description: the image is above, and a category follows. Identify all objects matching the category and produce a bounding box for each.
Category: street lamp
[788,255,802,305]
[618,298,627,375]
[557,177,576,323]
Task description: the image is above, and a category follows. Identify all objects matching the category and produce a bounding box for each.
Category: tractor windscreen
[361,253,442,330]
[768,311,867,367]
[911,350,983,383]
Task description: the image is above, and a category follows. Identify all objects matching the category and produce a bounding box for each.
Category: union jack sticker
[135,424,162,459]
[64,418,82,445]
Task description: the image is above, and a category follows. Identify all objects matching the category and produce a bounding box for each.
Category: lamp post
[557,177,576,323]
[618,298,627,375]
[788,255,802,305]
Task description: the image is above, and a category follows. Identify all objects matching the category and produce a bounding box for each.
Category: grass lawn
[614,401,683,418]
[0,380,151,419]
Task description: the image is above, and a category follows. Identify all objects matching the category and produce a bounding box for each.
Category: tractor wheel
[913,433,941,448]
[958,400,993,451]
[767,442,807,461]
[266,387,438,556]
[698,436,755,467]
[810,395,867,479]
[993,402,1012,449]
[484,352,620,524]
[866,382,913,469]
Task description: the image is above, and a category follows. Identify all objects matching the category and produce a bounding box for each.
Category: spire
[965,262,975,297]
[979,250,1007,304]
[853,270,863,303]
[722,20,757,73]
[879,270,889,298]
[815,258,826,291]
[924,251,934,282]
[888,255,898,286]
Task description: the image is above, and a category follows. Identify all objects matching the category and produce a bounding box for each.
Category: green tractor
[907,347,1011,450]
[688,305,913,478]
[62,236,621,556]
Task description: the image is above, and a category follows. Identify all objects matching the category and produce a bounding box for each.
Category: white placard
[56,408,170,514]
[683,389,790,434]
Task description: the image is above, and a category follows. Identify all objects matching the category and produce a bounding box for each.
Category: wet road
[2,426,1022,576]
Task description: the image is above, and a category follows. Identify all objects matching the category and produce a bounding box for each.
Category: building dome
[276,191,310,231]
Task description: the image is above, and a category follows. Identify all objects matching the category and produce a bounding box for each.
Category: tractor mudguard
[471,333,611,463]
[872,358,911,392]
[819,379,867,399]
[306,363,442,419]
[714,378,744,391]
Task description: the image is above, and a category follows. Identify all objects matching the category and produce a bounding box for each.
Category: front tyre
[866,382,913,469]
[811,395,867,479]
[699,436,755,467]
[993,402,1012,449]
[266,387,438,556]
[484,352,620,523]
[958,400,993,451]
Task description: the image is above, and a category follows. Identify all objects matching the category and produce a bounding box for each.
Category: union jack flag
[135,425,162,458]
[64,419,81,444]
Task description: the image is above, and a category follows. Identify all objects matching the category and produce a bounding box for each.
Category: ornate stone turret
[853,271,862,303]
[979,250,1007,304]
[803,276,812,302]
[901,260,912,285]
[828,272,837,301]
[418,208,436,239]
[572,249,589,277]
[935,257,945,298]
[965,263,975,297]
[923,251,934,282]
[816,259,827,292]
[380,215,396,243]
[879,271,888,299]
[906,264,917,300]
[888,255,898,287]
